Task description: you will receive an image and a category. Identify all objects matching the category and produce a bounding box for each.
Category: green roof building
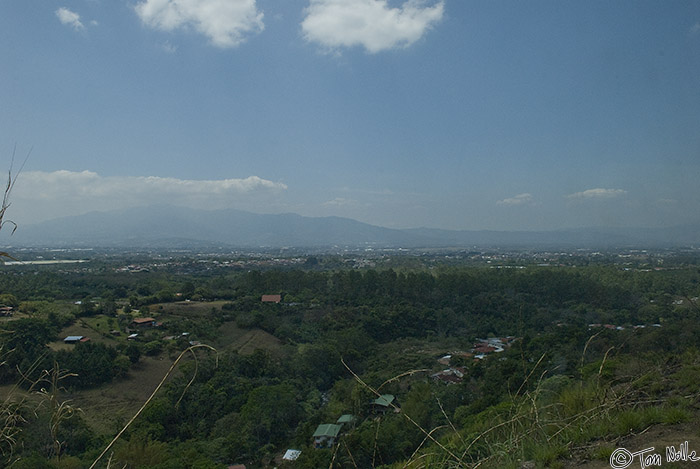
[312,423,342,448]
[372,394,395,407]
[336,414,355,425]
[371,394,400,413]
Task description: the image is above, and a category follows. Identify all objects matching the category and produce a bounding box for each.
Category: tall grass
[343,339,699,468]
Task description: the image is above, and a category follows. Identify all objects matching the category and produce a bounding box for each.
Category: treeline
[1,263,700,467]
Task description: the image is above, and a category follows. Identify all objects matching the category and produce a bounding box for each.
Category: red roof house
[261,294,281,303]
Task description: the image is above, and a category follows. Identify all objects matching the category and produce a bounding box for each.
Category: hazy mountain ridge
[5,205,700,249]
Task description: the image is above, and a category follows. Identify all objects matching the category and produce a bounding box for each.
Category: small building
[312,423,342,448]
[473,344,497,354]
[64,336,84,344]
[431,368,465,384]
[261,294,281,303]
[336,414,355,426]
[131,317,157,327]
[0,306,13,317]
[282,449,301,461]
[437,354,451,366]
[127,333,138,340]
[371,394,398,413]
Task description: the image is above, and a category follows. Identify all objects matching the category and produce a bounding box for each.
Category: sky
[1,0,700,232]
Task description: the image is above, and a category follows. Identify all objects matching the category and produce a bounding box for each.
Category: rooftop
[373,394,395,407]
[312,424,342,438]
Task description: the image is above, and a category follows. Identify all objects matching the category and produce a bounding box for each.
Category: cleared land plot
[66,356,180,436]
[215,321,286,356]
[153,300,228,319]
[50,319,120,351]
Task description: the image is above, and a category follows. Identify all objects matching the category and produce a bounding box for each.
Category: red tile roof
[261,294,281,303]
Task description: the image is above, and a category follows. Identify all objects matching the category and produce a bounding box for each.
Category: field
[215,321,286,356]
[152,300,229,319]
[50,316,121,351]
[68,356,179,435]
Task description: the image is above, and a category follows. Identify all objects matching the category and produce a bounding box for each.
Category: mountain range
[4,205,699,249]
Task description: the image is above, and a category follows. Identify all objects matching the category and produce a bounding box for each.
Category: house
[431,367,466,384]
[431,371,462,384]
[282,449,301,461]
[371,394,399,413]
[131,317,157,327]
[336,414,355,428]
[312,424,342,448]
[64,336,84,344]
[261,294,281,303]
[0,306,13,317]
[127,333,138,340]
[473,344,497,354]
[437,354,451,366]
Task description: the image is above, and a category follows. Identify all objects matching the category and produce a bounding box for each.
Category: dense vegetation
[1,253,700,468]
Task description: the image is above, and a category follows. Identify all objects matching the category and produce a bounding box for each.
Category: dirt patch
[564,422,700,468]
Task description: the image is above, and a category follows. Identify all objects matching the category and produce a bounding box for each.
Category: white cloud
[323,197,361,206]
[301,0,444,53]
[161,41,178,53]
[566,188,627,199]
[11,170,286,223]
[656,198,678,206]
[18,171,286,199]
[134,0,264,48]
[497,193,533,206]
[56,7,85,30]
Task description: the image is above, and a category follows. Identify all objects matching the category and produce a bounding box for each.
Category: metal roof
[312,424,341,438]
[282,449,301,461]
[373,394,395,407]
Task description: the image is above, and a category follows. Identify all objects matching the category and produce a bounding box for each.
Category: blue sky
[1,0,699,231]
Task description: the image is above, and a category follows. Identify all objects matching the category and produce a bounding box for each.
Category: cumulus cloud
[134,0,264,48]
[18,171,286,199]
[566,188,627,199]
[11,170,286,223]
[301,0,444,53]
[497,193,533,206]
[56,7,85,30]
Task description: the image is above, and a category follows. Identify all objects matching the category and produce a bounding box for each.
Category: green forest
[1,252,700,468]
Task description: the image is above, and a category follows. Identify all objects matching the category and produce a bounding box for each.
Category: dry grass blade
[404,424,448,468]
[343,438,359,469]
[436,396,466,448]
[89,344,216,469]
[378,369,430,392]
[0,145,30,237]
[341,358,464,466]
[580,331,602,373]
[515,352,546,396]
